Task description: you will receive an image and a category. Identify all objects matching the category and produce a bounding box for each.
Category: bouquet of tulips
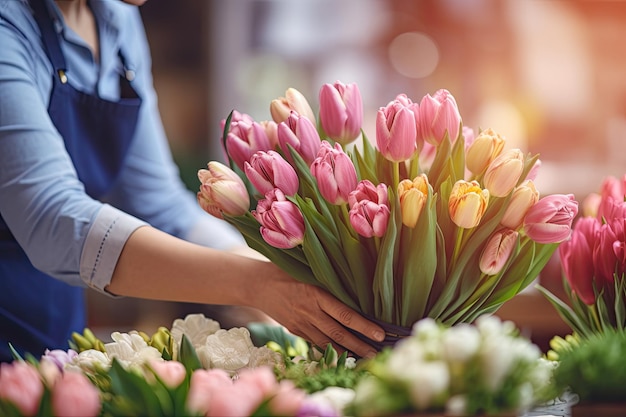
[198,81,578,330]
[538,174,626,337]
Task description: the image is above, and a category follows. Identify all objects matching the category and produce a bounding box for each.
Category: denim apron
[0,0,141,362]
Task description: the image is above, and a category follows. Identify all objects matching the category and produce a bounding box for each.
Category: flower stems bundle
[198,82,578,328]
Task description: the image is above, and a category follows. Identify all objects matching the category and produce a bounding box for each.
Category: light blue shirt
[0,0,244,293]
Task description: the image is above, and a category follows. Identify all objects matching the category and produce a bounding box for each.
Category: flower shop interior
[85,0,626,354]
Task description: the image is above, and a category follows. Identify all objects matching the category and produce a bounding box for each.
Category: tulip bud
[479,229,519,275]
[398,174,429,228]
[318,81,363,145]
[500,180,540,230]
[245,150,299,196]
[348,180,388,208]
[197,162,250,218]
[349,200,390,238]
[448,180,490,229]
[310,141,358,205]
[376,94,419,162]
[581,192,601,218]
[277,112,322,165]
[483,149,525,198]
[558,217,598,304]
[253,189,305,249]
[260,120,279,149]
[270,87,316,124]
[465,128,505,175]
[225,120,273,171]
[348,180,390,238]
[523,194,578,244]
[418,89,462,146]
[597,174,626,221]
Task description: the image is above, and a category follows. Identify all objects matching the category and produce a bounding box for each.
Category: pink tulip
[268,380,307,416]
[207,383,264,417]
[225,118,273,171]
[448,180,490,229]
[318,81,363,145]
[348,181,391,238]
[278,112,323,165]
[479,229,519,275]
[270,87,316,124]
[559,217,599,305]
[523,194,578,244]
[0,361,44,417]
[148,359,187,388]
[51,371,101,417]
[597,174,626,221]
[197,161,250,218]
[311,141,358,205]
[260,120,279,149]
[348,180,389,208]
[186,369,232,416]
[483,149,525,198]
[500,180,540,230]
[245,150,299,196]
[376,94,419,162]
[253,188,306,249]
[526,158,542,181]
[418,89,462,146]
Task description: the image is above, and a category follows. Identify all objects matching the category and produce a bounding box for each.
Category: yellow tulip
[465,128,505,175]
[449,180,490,228]
[398,174,429,228]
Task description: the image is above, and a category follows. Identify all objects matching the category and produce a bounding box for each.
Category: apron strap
[30,0,68,83]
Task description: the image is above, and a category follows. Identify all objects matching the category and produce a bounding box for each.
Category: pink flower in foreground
[479,229,519,275]
[523,194,578,244]
[593,215,626,288]
[376,94,419,162]
[311,141,358,205]
[186,369,232,416]
[278,112,323,165]
[51,371,101,417]
[0,361,44,417]
[418,89,462,146]
[597,174,626,221]
[319,81,363,145]
[197,161,250,218]
[245,150,299,196]
[253,188,305,249]
[148,360,187,388]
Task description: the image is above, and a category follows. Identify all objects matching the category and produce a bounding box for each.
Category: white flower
[411,318,441,341]
[196,327,255,372]
[441,323,480,364]
[247,346,283,370]
[344,357,356,369]
[407,360,450,410]
[105,331,162,368]
[307,387,355,415]
[445,394,468,416]
[170,313,221,349]
[65,349,110,373]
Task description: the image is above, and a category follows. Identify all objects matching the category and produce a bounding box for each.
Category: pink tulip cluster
[0,359,101,417]
[559,175,626,305]
[185,366,306,417]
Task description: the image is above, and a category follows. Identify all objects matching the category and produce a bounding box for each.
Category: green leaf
[179,334,203,373]
[247,322,304,351]
[535,284,594,337]
[107,359,164,416]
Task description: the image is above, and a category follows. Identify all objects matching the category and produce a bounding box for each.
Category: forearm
[105,225,267,306]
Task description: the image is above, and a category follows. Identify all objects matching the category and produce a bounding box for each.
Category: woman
[0,0,384,362]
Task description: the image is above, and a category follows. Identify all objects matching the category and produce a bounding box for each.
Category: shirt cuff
[79,204,147,294]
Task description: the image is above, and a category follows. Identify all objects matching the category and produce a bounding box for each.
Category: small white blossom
[441,323,480,364]
[65,349,110,373]
[407,360,450,410]
[105,331,162,369]
[307,387,355,415]
[247,346,283,370]
[344,357,356,369]
[445,394,468,416]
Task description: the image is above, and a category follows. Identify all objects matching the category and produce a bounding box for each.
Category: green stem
[392,161,400,189]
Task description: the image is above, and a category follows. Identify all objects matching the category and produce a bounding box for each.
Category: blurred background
[88,0,626,351]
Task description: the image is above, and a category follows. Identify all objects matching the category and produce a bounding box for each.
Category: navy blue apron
[0,0,141,362]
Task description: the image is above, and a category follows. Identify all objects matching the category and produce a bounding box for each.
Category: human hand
[248,265,385,358]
